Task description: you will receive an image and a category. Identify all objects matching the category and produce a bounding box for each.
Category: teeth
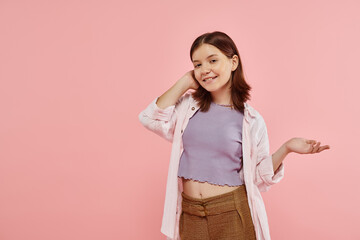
[204,76,216,82]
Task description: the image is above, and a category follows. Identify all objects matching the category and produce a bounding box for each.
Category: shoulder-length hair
[190,31,252,113]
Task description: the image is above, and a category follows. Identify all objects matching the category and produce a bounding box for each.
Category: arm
[273,137,331,172]
[279,137,330,158]
[272,143,290,173]
[255,131,330,192]
[254,117,285,192]
[155,77,190,109]
[138,76,192,142]
[252,106,331,191]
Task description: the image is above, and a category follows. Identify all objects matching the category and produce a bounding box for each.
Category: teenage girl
[138,31,330,240]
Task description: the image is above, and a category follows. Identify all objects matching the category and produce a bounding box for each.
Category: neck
[210,79,232,105]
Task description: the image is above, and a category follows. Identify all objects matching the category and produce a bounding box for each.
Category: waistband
[181,184,247,217]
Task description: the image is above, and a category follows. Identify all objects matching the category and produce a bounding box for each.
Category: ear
[231,55,239,71]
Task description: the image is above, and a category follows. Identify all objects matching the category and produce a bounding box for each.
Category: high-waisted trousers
[179,184,257,240]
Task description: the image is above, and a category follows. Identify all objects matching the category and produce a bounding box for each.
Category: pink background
[0,0,359,239]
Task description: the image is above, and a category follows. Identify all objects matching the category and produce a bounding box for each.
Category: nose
[200,63,211,76]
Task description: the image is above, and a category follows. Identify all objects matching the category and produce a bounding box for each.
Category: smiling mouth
[203,76,217,82]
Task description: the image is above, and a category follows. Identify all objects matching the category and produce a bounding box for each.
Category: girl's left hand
[285,138,330,154]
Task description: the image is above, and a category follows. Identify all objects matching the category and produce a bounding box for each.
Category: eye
[194,64,200,68]
[210,59,217,63]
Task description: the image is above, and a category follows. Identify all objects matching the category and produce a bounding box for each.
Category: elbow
[138,111,152,128]
[255,162,285,192]
[138,111,146,126]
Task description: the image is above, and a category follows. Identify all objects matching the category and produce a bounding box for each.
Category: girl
[138,31,330,240]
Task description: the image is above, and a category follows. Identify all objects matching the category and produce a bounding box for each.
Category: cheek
[194,71,201,81]
[217,63,231,77]
[210,64,223,75]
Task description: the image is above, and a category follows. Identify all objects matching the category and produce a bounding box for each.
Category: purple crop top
[177,102,245,187]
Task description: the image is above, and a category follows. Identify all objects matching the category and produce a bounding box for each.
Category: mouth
[203,76,217,83]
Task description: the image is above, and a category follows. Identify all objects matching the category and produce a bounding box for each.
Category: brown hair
[190,31,252,113]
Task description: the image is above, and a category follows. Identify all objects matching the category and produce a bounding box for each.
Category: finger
[312,142,321,153]
[306,139,316,145]
[308,144,314,153]
[318,145,330,152]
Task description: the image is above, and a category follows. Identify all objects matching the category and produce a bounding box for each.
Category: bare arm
[272,138,330,172]
[156,70,199,109]
[272,143,290,172]
[138,70,199,142]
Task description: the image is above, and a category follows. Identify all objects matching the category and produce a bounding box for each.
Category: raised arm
[138,70,199,142]
[155,75,191,110]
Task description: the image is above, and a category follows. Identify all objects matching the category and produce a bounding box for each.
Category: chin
[204,87,217,92]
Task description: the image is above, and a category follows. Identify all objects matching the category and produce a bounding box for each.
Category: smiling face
[192,43,238,102]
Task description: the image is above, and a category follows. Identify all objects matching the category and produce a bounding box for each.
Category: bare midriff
[180,177,241,199]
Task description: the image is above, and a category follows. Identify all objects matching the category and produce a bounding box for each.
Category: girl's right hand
[181,70,200,90]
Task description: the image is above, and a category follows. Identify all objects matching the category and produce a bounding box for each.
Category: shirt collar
[243,102,256,123]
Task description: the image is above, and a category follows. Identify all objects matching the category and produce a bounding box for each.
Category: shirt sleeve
[254,116,285,192]
[138,93,187,142]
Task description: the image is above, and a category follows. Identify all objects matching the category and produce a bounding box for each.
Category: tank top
[177,101,245,186]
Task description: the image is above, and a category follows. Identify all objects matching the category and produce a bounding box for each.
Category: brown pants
[180,184,256,240]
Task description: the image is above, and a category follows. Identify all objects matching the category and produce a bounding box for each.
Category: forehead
[192,44,224,62]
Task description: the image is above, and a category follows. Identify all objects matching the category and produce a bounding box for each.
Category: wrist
[177,77,191,91]
[283,140,292,154]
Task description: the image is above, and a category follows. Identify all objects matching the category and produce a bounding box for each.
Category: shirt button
[191,107,195,110]
[181,129,183,133]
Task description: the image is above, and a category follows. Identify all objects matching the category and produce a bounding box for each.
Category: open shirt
[138,91,285,240]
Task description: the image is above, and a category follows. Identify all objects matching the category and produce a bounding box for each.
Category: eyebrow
[192,54,218,63]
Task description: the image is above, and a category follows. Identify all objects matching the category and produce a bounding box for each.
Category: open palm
[286,137,330,154]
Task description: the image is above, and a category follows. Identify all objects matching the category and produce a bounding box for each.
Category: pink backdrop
[0,0,359,239]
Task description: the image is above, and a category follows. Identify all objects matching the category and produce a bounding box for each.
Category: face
[192,43,238,95]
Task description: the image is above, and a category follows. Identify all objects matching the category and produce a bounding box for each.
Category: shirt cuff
[144,96,176,121]
[255,155,285,190]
